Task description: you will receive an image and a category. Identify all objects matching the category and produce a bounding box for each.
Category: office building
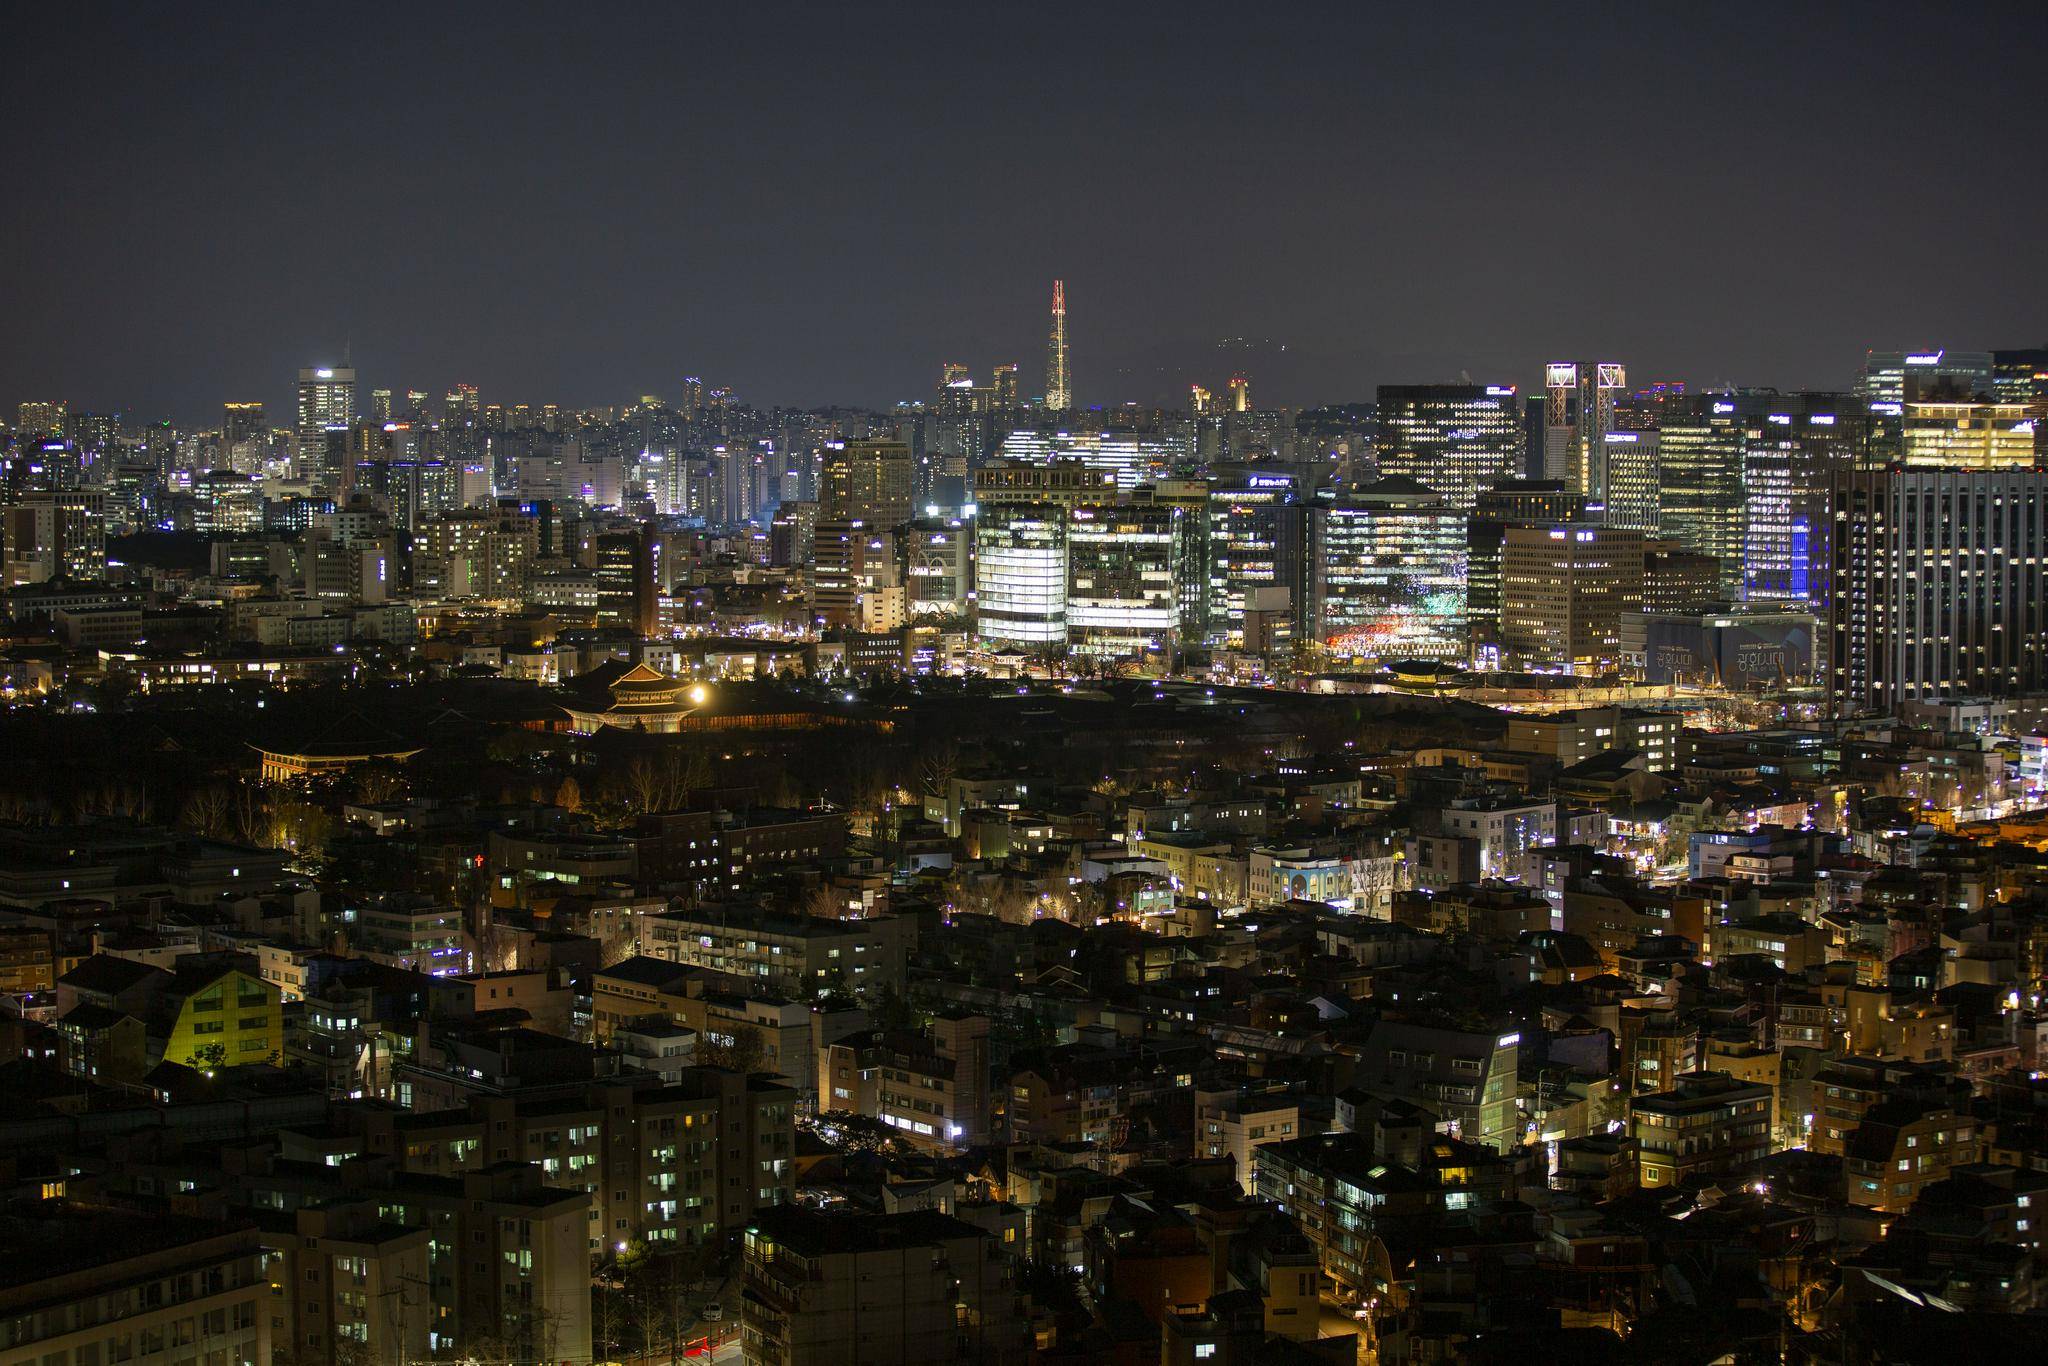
[1206,468,1304,647]
[975,502,1066,646]
[15,400,67,438]
[1065,502,1180,659]
[296,365,355,477]
[1600,429,1660,532]
[1374,383,1524,511]
[221,401,266,459]
[993,428,1177,492]
[1829,467,2048,709]
[903,516,972,618]
[1991,346,2048,404]
[1901,395,2041,469]
[1544,361,1626,495]
[819,439,913,528]
[1500,524,1644,668]
[2,489,108,584]
[1307,477,1467,662]
[1856,348,1995,461]
[972,459,1118,512]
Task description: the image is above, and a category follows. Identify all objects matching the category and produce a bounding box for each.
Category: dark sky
[5,1,2045,423]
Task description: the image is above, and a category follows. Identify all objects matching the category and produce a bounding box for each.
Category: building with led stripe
[1374,383,1524,512]
[1308,477,1468,663]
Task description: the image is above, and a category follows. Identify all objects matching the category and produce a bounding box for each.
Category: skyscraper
[976,503,1067,646]
[1066,503,1180,660]
[1228,375,1252,413]
[1829,467,2048,708]
[1600,430,1661,532]
[15,402,67,438]
[819,439,914,528]
[1543,361,1626,496]
[1500,524,1644,668]
[1308,477,1468,662]
[1374,384,1524,512]
[221,402,266,461]
[1045,279,1071,411]
[296,366,356,477]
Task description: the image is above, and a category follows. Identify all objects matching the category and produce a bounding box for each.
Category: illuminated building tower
[444,383,480,420]
[1543,361,1626,496]
[1600,430,1661,532]
[1992,347,2048,404]
[1308,476,1467,663]
[1830,467,2048,708]
[1500,523,1644,668]
[296,365,356,478]
[1206,467,1305,647]
[1739,402,1857,605]
[1135,477,1212,640]
[369,388,393,422]
[813,521,906,632]
[1900,394,2040,468]
[0,490,107,585]
[15,402,67,438]
[1189,384,1213,416]
[819,439,913,528]
[404,389,430,419]
[1045,279,1071,411]
[904,516,972,618]
[1653,394,1746,597]
[991,363,1020,409]
[1856,348,1994,461]
[221,402,266,464]
[1066,502,1180,661]
[975,502,1066,646]
[1228,375,1252,413]
[1374,384,1525,512]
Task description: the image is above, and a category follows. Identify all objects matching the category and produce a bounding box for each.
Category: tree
[555,774,583,813]
[186,1043,228,1073]
[696,1023,765,1074]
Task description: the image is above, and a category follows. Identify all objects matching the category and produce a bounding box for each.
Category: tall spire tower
[1045,279,1071,411]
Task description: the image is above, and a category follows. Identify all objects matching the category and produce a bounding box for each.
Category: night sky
[5,1,2045,423]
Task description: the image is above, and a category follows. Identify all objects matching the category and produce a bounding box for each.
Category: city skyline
[6,2,2047,422]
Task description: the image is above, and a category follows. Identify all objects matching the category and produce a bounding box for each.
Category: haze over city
[6,1,2047,419]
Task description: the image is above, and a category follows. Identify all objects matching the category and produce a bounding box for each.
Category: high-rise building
[1066,502,1180,660]
[903,516,972,618]
[1466,481,1596,648]
[1652,394,1746,597]
[971,460,1119,512]
[994,428,1176,492]
[819,439,913,528]
[296,365,356,475]
[1543,361,1626,496]
[1900,395,2040,468]
[1991,346,2048,404]
[1045,279,1071,411]
[369,388,394,422]
[974,503,1066,646]
[444,383,480,419]
[1206,468,1305,647]
[1228,374,1252,413]
[1600,429,1661,532]
[1829,467,2048,709]
[221,401,266,464]
[15,401,67,438]
[1500,523,1644,667]
[991,362,1020,409]
[1856,348,1995,462]
[1374,384,1524,512]
[1308,476,1468,662]
[1,489,108,585]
